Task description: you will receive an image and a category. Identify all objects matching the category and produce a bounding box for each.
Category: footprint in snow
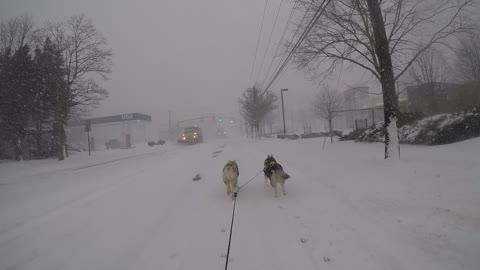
[219,253,233,263]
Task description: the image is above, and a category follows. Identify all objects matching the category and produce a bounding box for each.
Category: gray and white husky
[263,154,290,197]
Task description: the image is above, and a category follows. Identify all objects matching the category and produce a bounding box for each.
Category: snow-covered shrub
[431,112,480,144]
[338,129,365,141]
[356,122,385,143]
[341,110,480,145]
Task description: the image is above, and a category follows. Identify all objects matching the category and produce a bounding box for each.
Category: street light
[281,88,288,134]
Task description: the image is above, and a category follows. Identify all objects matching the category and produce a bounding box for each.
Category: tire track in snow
[0,150,177,245]
[0,147,192,270]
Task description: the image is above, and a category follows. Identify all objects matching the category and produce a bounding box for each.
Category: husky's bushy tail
[279,170,290,180]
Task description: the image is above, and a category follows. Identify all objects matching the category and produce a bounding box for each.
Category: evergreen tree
[0,45,35,160]
[33,38,70,160]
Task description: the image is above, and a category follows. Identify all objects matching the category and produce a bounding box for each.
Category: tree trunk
[14,137,23,161]
[329,117,333,144]
[55,121,65,161]
[366,0,400,159]
[36,120,43,159]
[430,85,438,114]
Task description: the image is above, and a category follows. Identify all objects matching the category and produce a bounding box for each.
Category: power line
[255,0,284,84]
[261,0,332,96]
[263,0,316,92]
[263,0,312,89]
[247,0,269,89]
[261,0,298,89]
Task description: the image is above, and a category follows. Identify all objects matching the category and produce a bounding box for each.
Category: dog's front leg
[271,181,278,197]
[280,182,287,196]
[225,182,231,196]
[230,182,237,200]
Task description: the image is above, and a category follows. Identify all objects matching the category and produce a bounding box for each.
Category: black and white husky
[263,154,290,197]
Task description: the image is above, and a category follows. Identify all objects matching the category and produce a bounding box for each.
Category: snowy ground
[0,138,479,270]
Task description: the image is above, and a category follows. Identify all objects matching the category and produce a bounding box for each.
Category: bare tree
[408,47,449,114]
[456,31,480,83]
[36,14,112,160]
[238,85,278,138]
[38,14,112,114]
[264,112,276,134]
[452,31,480,111]
[291,0,473,158]
[409,48,449,86]
[0,15,35,55]
[312,85,343,143]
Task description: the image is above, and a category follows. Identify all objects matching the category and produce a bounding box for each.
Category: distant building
[344,86,370,109]
[68,113,152,150]
[405,82,461,114]
[343,86,384,129]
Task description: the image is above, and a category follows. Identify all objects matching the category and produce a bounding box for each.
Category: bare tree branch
[291,0,474,83]
[311,85,343,143]
[38,14,113,115]
[238,84,278,137]
[455,31,480,82]
[0,15,35,55]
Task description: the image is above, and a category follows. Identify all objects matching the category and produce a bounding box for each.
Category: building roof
[69,113,152,127]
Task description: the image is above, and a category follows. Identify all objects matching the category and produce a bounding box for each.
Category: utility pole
[281,88,288,134]
[85,120,91,156]
[291,111,294,133]
[143,121,147,142]
[168,110,172,141]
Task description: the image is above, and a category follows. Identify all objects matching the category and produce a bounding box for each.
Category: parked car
[148,139,166,147]
[66,143,81,152]
[105,139,122,149]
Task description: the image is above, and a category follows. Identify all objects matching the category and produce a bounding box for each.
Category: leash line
[238,170,264,190]
[224,192,237,270]
[224,169,263,270]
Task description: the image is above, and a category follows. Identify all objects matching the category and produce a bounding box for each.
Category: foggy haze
[0,0,372,130]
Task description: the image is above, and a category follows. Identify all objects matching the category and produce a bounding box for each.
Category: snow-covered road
[0,138,479,270]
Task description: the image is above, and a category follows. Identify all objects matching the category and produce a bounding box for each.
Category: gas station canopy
[70,113,152,127]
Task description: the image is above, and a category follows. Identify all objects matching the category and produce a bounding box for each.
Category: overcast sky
[1,0,373,128]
